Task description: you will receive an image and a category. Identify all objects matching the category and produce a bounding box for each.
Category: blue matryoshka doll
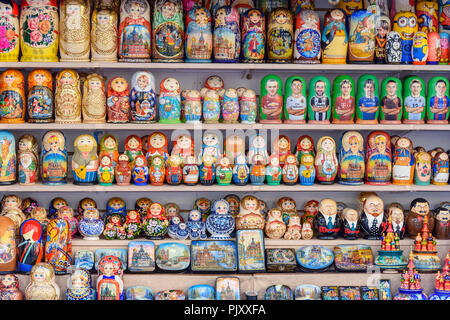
[206,198,235,240]
[213,5,241,63]
[48,197,68,220]
[247,134,269,166]
[130,71,157,123]
[40,130,68,186]
[0,130,16,185]
[158,77,182,124]
[198,132,222,164]
[232,153,250,185]
[106,197,127,218]
[186,209,207,240]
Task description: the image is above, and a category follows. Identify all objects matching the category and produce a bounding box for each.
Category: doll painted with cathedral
[130,71,157,123]
[213,5,240,62]
[55,69,82,123]
[0,69,25,123]
[259,74,283,123]
[27,69,53,123]
[426,76,449,123]
[403,76,426,124]
[356,74,380,124]
[308,76,331,124]
[152,0,184,62]
[17,134,39,186]
[241,8,265,63]
[59,0,91,61]
[40,131,68,185]
[0,130,16,185]
[158,77,181,124]
[0,0,19,62]
[380,77,403,124]
[314,136,338,184]
[393,11,419,64]
[338,131,365,185]
[284,76,307,123]
[82,73,107,123]
[97,255,124,300]
[267,8,293,63]
[118,0,151,62]
[322,8,347,64]
[91,7,118,61]
[365,131,392,185]
[72,134,99,185]
[107,76,130,123]
[294,9,321,64]
[185,6,212,62]
[20,0,59,62]
[332,75,355,124]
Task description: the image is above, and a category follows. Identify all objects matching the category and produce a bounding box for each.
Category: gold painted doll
[91,8,118,61]
[82,73,107,123]
[55,69,82,123]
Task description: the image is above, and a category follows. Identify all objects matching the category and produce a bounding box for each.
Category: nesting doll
[282,154,298,185]
[0,274,24,300]
[0,216,16,272]
[131,154,147,185]
[308,76,331,124]
[48,197,68,219]
[356,74,380,124]
[265,154,282,185]
[295,135,314,164]
[172,134,194,165]
[91,8,118,61]
[374,14,391,63]
[97,256,124,300]
[427,31,440,64]
[359,194,386,240]
[224,134,245,161]
[45,218,72,273]
[54,69,82,123]
[213,5,240,62]
[130,71,157,123]
[414,151,432,185]
[97,154,114,185]
[272,135,291,166]
[115,154,132,185]
[231,153,248,185]
[185,6,212,62]
[23,198,40,217]
[365,131,392,185]
[264,208,286,239]
[59,0,91,61]
[259,74,283,123]
[298,153,315,185]
[338,131,365,185]
[393,11,419,64]
[25,263,60,300]
[314,136,338,184]
[241,8,265,63]
[385,30,403,63]
[198,132,221,164]
[72,134,99,185]
[348,9,375,63]
[411,31,428,64]
[146,132,169,162]
[0,131,14,185]
[236,195,265,230]
[440,32,449,64]
[0,69,25,123]
[248,153,265,185]
[165,154,182,185]
[57,206,78,236]
[313,198,341,240]
[432,151,449,185]
[284,76,307,123]
[221,88,239,123]
[440,0,450,33]
[332,75,355,124]
[149,154,165,185]
[17,134,39,186]
[267,8,293,62]
[0,0,19,62]
[40,131,68,185]
[294,10,321,64]
[403,76,426,124]
[416,0,439,32]
[118,0,151,62]
[433,207,450,239]
[82,73,107,123]
[107,77,130,123]
[322,8,347,64]
[216,155,233,185]
[202,89,221,123]
[184,90,202,123]
[247,135,269,166]
[342,208,360,240]
[20,0,59,62]
[427,76,450,123]
[182,155,199,185]
[124,136,143,165]
[406,198,435,237]
[199,154,216,185]
[158,77,181,124]
[380,77,403,123]
[27,69,53,123]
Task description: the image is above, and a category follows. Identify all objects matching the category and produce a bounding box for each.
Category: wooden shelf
[1,122,449,131]
[1,62,450,73]
[4,183,450,192]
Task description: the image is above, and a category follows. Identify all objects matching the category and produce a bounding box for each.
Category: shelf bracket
[242,68,253,80]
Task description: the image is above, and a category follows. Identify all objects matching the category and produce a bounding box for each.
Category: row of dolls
[1,0,450,65]
[2,128,449,186]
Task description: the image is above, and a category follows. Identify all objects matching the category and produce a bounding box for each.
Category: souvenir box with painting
[321,286,339,300]
[294,285,321,300]
[333,244,374,272]
[360,286,379,300]
[94,248,127,272]
[188,284,215,300]
[127,241,155,272]
[155,290,186,300]
[265,248,297,272]
[295,245,334,272]
[339,286,362,300]
[236,229,266,273]
[125,286,154,300]
[264,285,293,300]
[155,242,190,273]
[215,276,240,300]
[73,250,95,271]
[190,240,237,273]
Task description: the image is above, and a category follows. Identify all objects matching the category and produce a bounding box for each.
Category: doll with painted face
[406,198,435,238]
[294,9,321,64]
[55,69,82,123]
[107,77,130,123]
[272,135,291,166]
[82,73,107,123]
[213,5,240,62]
[149,154,165,185]
[25,263,60,300]
[130,71,157,123]
[206,199,235,239]
[184,89,202,123]
[199,154,216,185]
[315,136,338,184]
[265,154,282,185]
[374,14,391,63]
[146,132,169,162]
[202,89,221,123]
[434,207,450,239]
[27,69,53,123]
[385,30,402,63]
[57,206,78,237]
[225,134,245,161]
[186,209,207,240]
[380,77,403,123]
[48,197,68,220]
[283,76,307,123]
[387,204,406,239]
[282,154,298,185]
[77,197,97,221]
[216,155,233,185]
[222,88,240,123]
[232,153,250,185]
[241,8,265,63]
[359,194,386,240]
[29,206,48,234]
[97,154,114,185]
[267,8,293,62]
[313,198,341,239]
[0,0,19,62]
[0,274,23,300]
[260,75,283,123]
[414,151,432,186]
[158,77,182,124]
[338,131,365,185]
[295,135,314,164]
[247,135,269,166]
[0,69,25,123]
[356,75,380,124]
[239,89,258,123]
[236,195,265,230]
[393,11,419,64]
[277,196,297,226]
[172,134,194,166]
[91,7,118,61]
[96,256,124,300]
[17,134,39,186]
[165,154,182,185]
[249,153,266,185]
[432,151,449,185]
[392,137,415,185]
[365,131,392,185]
[198,132,222,165]
[298,154,315,186]
[125,135,143,165]
[132,155,149,186]
[302,199,318,226]
[427,77,450,123]
[182,155,199,185]
[283,214,302,240]
[142,202,169,239]
[99,134,119,168]
[115,154,132,185]
[308,76,331,123]
[185,6,213,62]
[72,134,99,185]
[264,208,286,239]
[332,75,355,124]
[342,208,360,240]
[403,76,426,124]
[322,8,348,64]
[106,197,126,217]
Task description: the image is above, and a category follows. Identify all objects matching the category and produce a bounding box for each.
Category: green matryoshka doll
[426,76,450,124]
[307,76,331,124]
[259,74,283,123]
[403,76,426,124]
[380,77,403,124]
[332,75,356,124]
[355,74,380,124]
[283,76,307,124]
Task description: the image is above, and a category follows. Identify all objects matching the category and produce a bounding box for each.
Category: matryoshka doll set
[0,69,25,123]
[241,8,265,63]
[17,134,39,186]
[185,6,212,62]
[27,69,53,123]
[213,5,240,63]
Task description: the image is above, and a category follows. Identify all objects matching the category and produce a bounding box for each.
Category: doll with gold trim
[0,69,25,123]
[27,69,53,123]
[55,69,82,123]
[91,7,118,61]
[82,73,107,123]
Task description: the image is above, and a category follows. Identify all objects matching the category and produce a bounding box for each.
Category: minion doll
[393,11,419,64]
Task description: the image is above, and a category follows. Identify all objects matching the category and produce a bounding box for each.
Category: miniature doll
[130,71,157,122]
[135,198,153,216]
[158,77,182,124]
[249,154,266,185]
[302,199,319,225]
[282,154,299,185]
[96,255,124,300]
[295,135,315,164]
[66,269,95,300]
[338,131,365,185]
[57,206,78,237]
[182,155,199,185]
[216,155,233,185]
[199,154,216,185]
[277,197,297,226]
[146,132,169,162]
[194,197,211,222]
[98,154,114,186]
[142,202,169,239]
[17,134,39,185]
[78,208,104,240]
[315,136,338,184]
[434,207,450,239]
[265,154,282,185]
[40,131,68,185]
[222,88,240,123]
[406,198,435,238]
[272,135,291,165]
[149,154,166,186]
[342,208,360,240]
[299,154,316,185]
[99,134,119,168]
[206,199,235,240]
[124,135,144,165]
[284,214,302,240]
[171,134,194,165]
[115,154,132,186]
[165,154,183,185]
[264,208,286,239]
[82,73,107,123]
[124,210,141,240]
[0,274,24,300]
[132,155,149,186]
[232,153,250,185]
[198,132,222,164]
[25,263,60,300]
[72,134,99,185]
[247,135,269,166]
[392,137,415,185]
[186,209,207,240]
[235,195,265,230]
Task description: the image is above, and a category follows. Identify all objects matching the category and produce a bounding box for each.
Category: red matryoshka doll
[0,216,16,272]
[365,131,392,185]
[374,14,391,63]
[427,31,441,64]
[414,151,432,185]
[115,153,132,186]
[294,9,321,64]
[82,73,107,123]
[171,134,194,165]
[40,131,68,186]
[302,199,318,225]
[19,0,59,62]
[0,0,19,62]
[100,134,119,168]
[259,74,283,123]
[295,135,314,164]
[97,255,124,300]
[72,134,99,185]
[392,137,415,185]
[27,69,53,123]
[0,274,24,300]
[146,131,169,162]
[241,8,266,63]
[45,218,72,274]
[118,0,151,62]
[272,135,291,165]
[132,154,149,185]
[282,153,299,185]
[124,135,143,164]
[165,154,183,185]
[213,5,240,63]
[432,151,449,185]
[314,136,338,184]
[322,8,347,64]
[152,0,185,62]
[149,154,165,185]
[267,8,293,63]
[17,134,39,186]
[348,9,375,63]
[97,154,115,185]
[439,32,449,64]
[54,69,82,124]
[0,69,25,123]
[416,0,439,32]
[185,6,213,62]
[107,76,130,123]
[338,131,365,185]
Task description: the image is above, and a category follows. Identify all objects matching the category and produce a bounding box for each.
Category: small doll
[165,155,183,185]
[299,154,316,186]
[295,135,315,165]
[277,197,297,226]
[194,197,212,222]
[57,206,78,237]
[250,154,266,185]
[434,207,450,239]
[224,194,240,218]
[103,213,126,240]
[124,135,144,165]
[198,132,222,165]
[272,135,291,165]
[135,198,153,217]
[106,197,126,217]
[149,155,166,186]
[97,154,114,186]
[265,154,282,185]
[202,89,221,123]
[78,208,104,240]
[222,88,240,123]
[72,134,99,185]
[115,154,132,186]
[186,209,207,240]
[236,195,265,230]
[25,263,60,300]
[184,89,202,123]
[247,135,269,166]
[199,154,216,185]
[132,155,149,186]
[301,222,314,240]
[313,198,342,240]
[17,134,39,185]
[107,76,130,123]
[284,214,302,240]
[158,77,182,124]
[81,73,107,123]
[342,208,360,240]
[164,203,181,221]
[264,208,286,240]
[146,132,169,162]
[239,89,258,123]
[168,216,188,240]
[142,202,169,239]
[314,136,338,184]
[302,200,319,225]
[48,197,68,219]
[1,194,22,215]
[359,194,387,240]
[282,154,299,185]
[0,274,24,300]
[216,155,233,185]
[99,134,119,168]
[171,134,194,165]
[20,197,39,217]
[232,154,250,185]
[414,151,432,186]
[182,155,199,185]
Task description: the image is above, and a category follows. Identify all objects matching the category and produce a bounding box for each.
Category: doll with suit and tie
[359,195,387,240]
[342,208,360,240]
[313,198,342,239]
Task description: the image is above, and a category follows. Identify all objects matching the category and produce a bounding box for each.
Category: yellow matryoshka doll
[82,73,107,123]
[59,0,91,61]
[20,0,59,62]
[55,69,82,124]
[0,69,25,123]
[27,69,53,123]
[0,0,20,61]
[267,7,293,63]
